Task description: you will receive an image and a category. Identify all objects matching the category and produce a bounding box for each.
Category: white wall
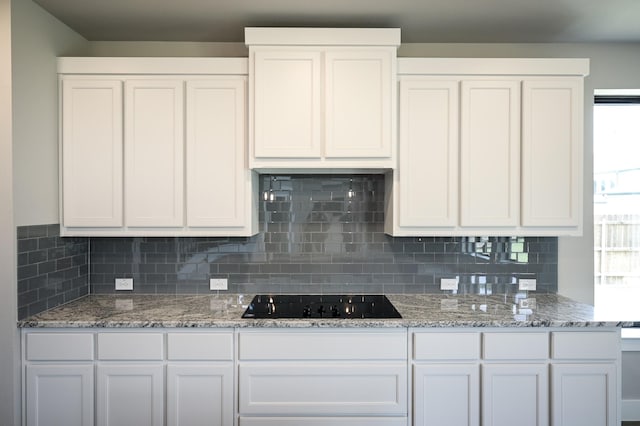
[11,0,87,226]
[0,0,17,422]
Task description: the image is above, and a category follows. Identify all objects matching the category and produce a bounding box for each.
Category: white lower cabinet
[25,364,94,426]
[96,363,164,426]
[238,329,408,424]
[167,364,234,426]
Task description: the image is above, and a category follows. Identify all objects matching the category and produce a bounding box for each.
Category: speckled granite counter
[17,293,633,328]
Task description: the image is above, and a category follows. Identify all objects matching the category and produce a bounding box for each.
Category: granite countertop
[17,293,633,328]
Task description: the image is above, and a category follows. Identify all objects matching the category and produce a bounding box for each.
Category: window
[594,91,640,320]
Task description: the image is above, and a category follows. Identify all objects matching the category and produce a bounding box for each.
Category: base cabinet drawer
[239,362,407,416]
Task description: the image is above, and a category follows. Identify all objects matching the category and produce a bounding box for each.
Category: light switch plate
[115,278,133,291]
[519,279,537,291]
[440,278,458,291]
[210,278,228,291]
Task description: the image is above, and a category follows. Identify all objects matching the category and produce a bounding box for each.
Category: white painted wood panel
[239,417,408,426]
[522,78,583,229]
[26,364,94,426]
[397,79,459,228]
[26,333,94,361]
[239,330,407,360]
[96,364,164,426]
[482,363,549,426]
[238,362,407,415]
[186,78,248,228]
[460,80,520,227]
[551,363,617,426]
[324,49,393,158]
[124,79,184,227]
[62,79,123,227]
[413,331,479,360]
[483,332,549,360]
[167,364,233,426]
[552,331,619,360]
[167,332,233,361]
[252,49,322,158]
[97,333,164,360]
[413,363,479,426]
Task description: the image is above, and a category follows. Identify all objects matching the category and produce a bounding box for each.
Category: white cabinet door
[522,78,583,229]
[551,363,617,426]
[124,80,184,227]
[482,363,548,426]
[460,80,520,227]
[252,49,322,158]
[397,78,459,229]
[413,363,479,426]
[26,364,94,426]
[324,49,393,158]
[186,78,254,232]
[96,363,164,426]
[61,79,123,228]
[167,364,234,426]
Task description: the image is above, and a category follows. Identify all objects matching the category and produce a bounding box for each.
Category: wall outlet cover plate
[115,278,133,291]
[440,278,458,291]
[519,279,537,291]
[210,278,228,291]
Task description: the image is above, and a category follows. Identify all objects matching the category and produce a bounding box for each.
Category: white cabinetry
[59,58,257,237]
[238,329,408,423]
[246,27,399,170]
[386,58,589,236]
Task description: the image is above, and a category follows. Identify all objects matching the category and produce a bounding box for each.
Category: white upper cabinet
[246,28,400,170]
[124,79,184,228]
[59,58,257,237]
[386,58,589,237]
[521,78,583,229]
[61,80,123,228]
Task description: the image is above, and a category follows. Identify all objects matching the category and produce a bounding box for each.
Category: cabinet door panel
[551,363,617,426]
[398,79,458,227]
[125,80,184,227]
[414,363,479,426]
[240,417,408,426]
[186,78,247,227]
[482,363,548,426]
[522,78,582,228]
[167,364,233,426]
[325,49,393,158]
[26,364,94,426]
[253,50,321,158]
[62,79,123,227]
[461,80,520,227]
[96,364,164,426]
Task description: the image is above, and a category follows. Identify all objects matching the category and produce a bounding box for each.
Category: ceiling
[33,0,640,44]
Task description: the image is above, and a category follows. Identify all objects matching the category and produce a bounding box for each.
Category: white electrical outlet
[210,278,228,291]
[440,278,458,291]
[115,278,133,291]
[519,279,537,291]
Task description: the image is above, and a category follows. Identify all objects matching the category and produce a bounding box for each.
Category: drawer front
[239,362,407,415]
[240,417,408,426]
[97,333,164,360]
[483,332,549,360]
[414,332,480,360]
[239,330,407,360]
[26,332,94,361]
[167,332,233,361]
[552,331,619,360]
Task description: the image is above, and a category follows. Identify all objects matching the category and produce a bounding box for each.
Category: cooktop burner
[241,294,402,319]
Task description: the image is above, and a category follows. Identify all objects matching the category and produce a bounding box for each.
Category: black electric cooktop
[241,294,402,319]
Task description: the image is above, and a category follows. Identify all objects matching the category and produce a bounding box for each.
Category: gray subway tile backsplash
[89,175,557,296]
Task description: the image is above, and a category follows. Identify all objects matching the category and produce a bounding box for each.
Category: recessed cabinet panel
[125,80,184,227]
[62,79,123,227]
[186,79,247,228]
[325,50,393,158]
[398,79,459,228]
[253,50,322,158]
[522,78,582,228]
[461,80,520,227]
